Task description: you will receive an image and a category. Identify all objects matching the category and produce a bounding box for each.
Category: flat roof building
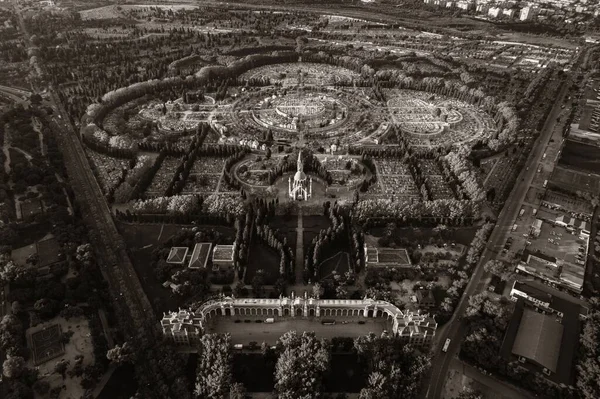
[510,281,551,308]
[531,219,543,237]
[212,244,235,270]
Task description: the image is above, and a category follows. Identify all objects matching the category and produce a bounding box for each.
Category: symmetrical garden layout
[81,56,514,219]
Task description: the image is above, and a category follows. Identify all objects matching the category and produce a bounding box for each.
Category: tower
[288,152,312,201]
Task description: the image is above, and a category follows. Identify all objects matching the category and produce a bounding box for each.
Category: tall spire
[297,151,303,173]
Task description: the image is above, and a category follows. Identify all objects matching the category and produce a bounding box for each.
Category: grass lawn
[244,242,281,285]
[319,251,351,280]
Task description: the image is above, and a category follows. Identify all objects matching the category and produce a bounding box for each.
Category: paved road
[295,208,305,284]
[10,0,154,338]
[426,69,575,399]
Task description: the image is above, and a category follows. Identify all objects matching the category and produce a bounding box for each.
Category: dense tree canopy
[275,331,330,399]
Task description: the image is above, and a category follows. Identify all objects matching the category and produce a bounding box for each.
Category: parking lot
[542,189,594,218]
[527,222,585,266]
[206,315,391,345]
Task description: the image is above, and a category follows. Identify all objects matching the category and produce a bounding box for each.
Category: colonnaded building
[161,294,437,347]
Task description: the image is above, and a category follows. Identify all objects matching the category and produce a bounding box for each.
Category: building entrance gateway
[161,293,437,347]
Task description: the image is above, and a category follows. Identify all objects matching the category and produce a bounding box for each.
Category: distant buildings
[530,218,543,237]
[289,152,312,201]
[519,6,539,21]
[415,289,436,308]
[510,281,552,309]
[488,7,501,17]
[502,8,516,18]
[423,0,598,20]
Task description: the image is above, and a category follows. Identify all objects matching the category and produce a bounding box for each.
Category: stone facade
[161,294,437,347]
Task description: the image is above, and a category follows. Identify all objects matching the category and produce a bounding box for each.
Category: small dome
[294,171,307,181]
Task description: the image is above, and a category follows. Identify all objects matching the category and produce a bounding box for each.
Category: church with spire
[288,151,312,201]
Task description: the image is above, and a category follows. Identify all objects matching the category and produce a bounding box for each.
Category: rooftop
[167,247,189,264]
[502,298,580,384]
[213,245,235,262]
[512,281,552,304]
[188,243,211,269]
[511,308,563,373]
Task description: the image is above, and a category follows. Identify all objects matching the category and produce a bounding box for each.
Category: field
[558,139,600,173]
[30,324,64,365]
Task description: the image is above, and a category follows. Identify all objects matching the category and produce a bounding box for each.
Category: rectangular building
[510,281,551,308]
[188,243,212,269]
[520,6,538,21]
[511,308,563,375]
[212,244,235,271]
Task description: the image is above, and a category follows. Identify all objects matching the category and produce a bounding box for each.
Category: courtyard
[206,315,391,345]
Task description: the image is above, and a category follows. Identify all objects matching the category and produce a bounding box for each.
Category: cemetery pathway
[2,144,10,175]
[32,116,46,156]
[295,208,304,284]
